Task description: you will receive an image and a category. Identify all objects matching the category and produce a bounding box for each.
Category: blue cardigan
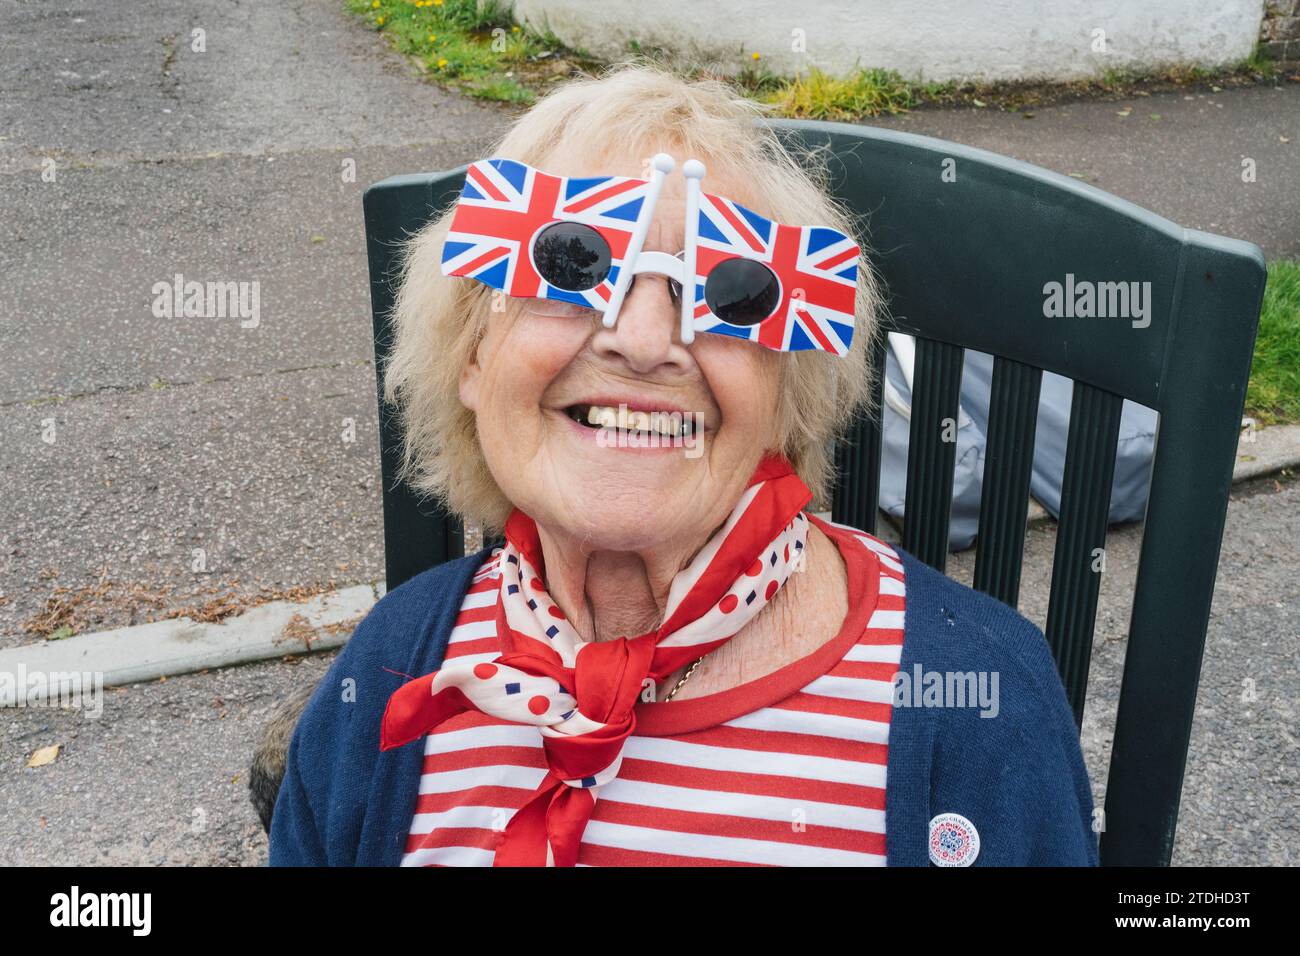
[269,545,1100,866]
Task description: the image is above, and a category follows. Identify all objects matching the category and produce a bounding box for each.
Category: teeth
[579,404,694,438]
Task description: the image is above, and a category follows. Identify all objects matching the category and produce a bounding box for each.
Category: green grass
[348,1,918,118]
[918,79,955,99]
[1247,261,1300,424]
[756,67,913,120]
[347,0,574,105]
[347,1,1293,118]
[1244,46,1282,79]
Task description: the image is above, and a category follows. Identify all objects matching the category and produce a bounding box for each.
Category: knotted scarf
[380,452,812,866]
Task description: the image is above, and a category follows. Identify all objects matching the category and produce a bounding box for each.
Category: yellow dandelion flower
[376,15,384,24]
[512,25,520,32]
[437,57,448,69]
[751,51,761,61]
[434,0,443,6]
[428,33,436,41]
[371,1,379,7]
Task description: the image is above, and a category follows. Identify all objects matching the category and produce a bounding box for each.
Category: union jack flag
[440,158,652,309]
[690,191,860,355]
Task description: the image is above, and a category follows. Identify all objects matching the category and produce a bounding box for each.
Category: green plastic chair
[361,120,1266,866]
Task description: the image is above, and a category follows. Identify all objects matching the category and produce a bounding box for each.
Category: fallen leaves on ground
[22,573,341,637]
[28,745,60,769]
[279,613,318,651]
[170,583,336,625]
[23,564,181,637]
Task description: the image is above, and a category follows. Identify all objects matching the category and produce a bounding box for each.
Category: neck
[533,521,714,643]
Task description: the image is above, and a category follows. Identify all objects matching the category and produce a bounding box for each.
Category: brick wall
[1260,0,1300,59]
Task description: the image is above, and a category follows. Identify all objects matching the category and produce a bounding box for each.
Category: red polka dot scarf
[380,452,812,866]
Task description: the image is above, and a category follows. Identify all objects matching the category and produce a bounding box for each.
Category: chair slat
[832,332,887,533]
[901,338,964,572]
[973,358,1043,607]
[364,177,468,587]
[1045,383,1123,728]
[1097,241,1264,865]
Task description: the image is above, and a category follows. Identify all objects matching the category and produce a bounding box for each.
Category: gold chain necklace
[661,655,707,702]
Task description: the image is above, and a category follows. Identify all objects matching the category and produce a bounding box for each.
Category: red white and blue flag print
[440,157,650,311]
[439,157,861,356]
[690,191,860,356]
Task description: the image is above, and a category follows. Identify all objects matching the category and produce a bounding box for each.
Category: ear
[459,349,481,412]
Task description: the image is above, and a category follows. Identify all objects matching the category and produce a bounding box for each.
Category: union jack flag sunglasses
[440,153,860,355]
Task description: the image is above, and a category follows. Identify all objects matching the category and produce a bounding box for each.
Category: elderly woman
[269,64,1097,867]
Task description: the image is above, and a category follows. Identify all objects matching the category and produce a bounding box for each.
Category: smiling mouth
[563,403,699,439]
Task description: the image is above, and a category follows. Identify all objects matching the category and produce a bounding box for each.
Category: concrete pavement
[869,81,1300,259]
[0,0,514,646]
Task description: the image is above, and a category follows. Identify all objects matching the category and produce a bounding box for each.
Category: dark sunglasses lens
[704,257,780,326]
[533,222,611,292]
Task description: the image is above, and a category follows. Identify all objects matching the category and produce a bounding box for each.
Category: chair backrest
[361,120,1265,866]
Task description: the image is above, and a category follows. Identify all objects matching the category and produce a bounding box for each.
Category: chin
[542,489,699,554]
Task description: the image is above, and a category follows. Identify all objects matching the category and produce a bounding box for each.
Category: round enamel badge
[928,812,980,866]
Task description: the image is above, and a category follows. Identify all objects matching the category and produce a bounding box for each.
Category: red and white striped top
[400,514,906,867]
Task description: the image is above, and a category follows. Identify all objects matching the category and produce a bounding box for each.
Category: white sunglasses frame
[599,152,709,346]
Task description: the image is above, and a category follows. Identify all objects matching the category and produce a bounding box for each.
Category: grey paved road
[2,653,333,866]
[0,0,1295,865]
[0,0,514,644]
[870,83,1300,259]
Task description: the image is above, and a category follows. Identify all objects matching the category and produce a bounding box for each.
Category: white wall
[514,0,1265,83]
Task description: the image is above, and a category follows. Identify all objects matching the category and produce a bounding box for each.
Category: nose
[589,272,690,375]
